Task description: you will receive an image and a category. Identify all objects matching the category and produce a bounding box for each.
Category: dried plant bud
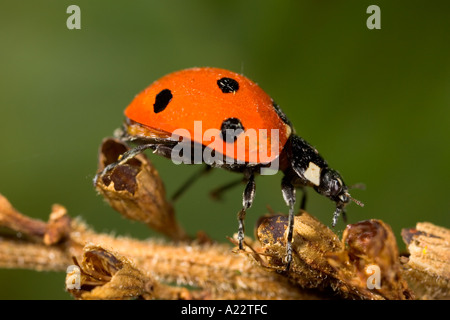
[43,204,71,245]
[328,219,413,300]
[66,244,154,300]
[94,138,189,241]
[401,222,450,300]
[255,212,343,290]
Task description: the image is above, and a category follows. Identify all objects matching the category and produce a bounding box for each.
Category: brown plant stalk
[0,194,315,299]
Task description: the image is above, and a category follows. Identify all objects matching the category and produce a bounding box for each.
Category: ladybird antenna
[346,192,364,207]
[349,183,366,190]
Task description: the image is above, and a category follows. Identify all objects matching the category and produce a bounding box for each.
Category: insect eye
[330,179,342,196]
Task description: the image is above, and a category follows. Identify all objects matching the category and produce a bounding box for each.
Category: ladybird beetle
[95,67,363,270]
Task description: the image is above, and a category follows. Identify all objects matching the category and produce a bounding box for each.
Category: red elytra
[124,67,292,164]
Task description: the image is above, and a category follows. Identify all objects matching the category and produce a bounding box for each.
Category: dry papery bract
[95,138,189,242]
[66,244,154,300]
[0,138,448,299]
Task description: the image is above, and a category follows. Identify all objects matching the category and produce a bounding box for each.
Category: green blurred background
[0,0,449,299]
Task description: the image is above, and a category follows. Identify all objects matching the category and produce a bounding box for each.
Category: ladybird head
[316,168,364,214]
[317,168,348,202]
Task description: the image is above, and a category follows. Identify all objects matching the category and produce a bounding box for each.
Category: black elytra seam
[153,89,173,113]
[217,77,239,93]
[220,118,245,143]
[272,102,292,127]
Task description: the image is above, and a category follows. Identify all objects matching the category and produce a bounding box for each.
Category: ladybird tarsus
[93,143,156,187]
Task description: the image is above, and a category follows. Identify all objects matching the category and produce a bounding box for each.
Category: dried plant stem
[0,194,318,299]
[0,237,72,271]
[1,196,448,299]
[70,220,309,299]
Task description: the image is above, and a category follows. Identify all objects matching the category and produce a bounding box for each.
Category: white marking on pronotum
[304,162,321,186]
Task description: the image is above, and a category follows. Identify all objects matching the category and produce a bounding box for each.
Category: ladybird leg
[281,176,296,271]
[237,174,256,250]
[93,143,156,186]
[332,205,344,227]
[210,177,245,200]
[341,209,348,223]
[298,186,307,211]
[171,165,212,202]
[117,143,156,162]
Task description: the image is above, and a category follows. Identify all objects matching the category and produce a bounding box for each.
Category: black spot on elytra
[220,118,244,143]
[217,77,239,93]
[153,89,172,113]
